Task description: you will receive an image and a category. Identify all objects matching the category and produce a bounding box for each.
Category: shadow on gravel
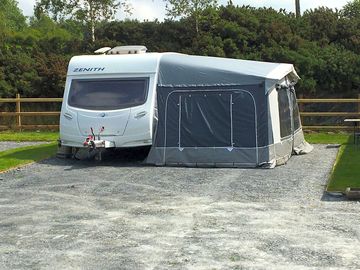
[39,147,151,170]
[40,147,264,172]
[321,192,347,202]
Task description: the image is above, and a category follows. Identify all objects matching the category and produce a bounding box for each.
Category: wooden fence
[0,94,360,131]
[0,94,62,130]
[298,94,360,130]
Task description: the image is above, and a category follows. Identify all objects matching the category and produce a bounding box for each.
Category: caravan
[59,46,312,167]
[59,46,159,151]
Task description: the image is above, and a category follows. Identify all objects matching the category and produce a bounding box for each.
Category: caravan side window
[68,78,149,110]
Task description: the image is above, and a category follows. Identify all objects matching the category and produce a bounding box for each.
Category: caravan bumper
[83,139,116,149]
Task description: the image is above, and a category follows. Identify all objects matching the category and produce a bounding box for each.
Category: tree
[342,0,360,19]
[0,0,26,32]
[34,0,131,42]
[29,15,72,41]
[301,8,339,45]
[164,0,218,34]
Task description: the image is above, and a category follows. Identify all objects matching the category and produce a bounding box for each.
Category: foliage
[28,15,73,40]
[0,0,26,33]
[34,0,131,41]
[342,0,360,19]
[0,1,360,98]
[164,0,218,33]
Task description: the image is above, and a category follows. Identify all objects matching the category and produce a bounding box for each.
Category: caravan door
[67,78,149,136]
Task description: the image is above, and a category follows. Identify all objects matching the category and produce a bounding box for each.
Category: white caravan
[59,46,158,154]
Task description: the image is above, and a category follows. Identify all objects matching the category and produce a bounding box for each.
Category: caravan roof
[67,53,161,76]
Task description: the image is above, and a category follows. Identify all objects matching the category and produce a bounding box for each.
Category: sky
[17,0,350,21]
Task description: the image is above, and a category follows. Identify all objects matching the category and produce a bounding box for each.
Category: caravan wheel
[56,145,73,159]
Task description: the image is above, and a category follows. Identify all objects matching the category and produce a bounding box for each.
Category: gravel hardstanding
[0,145,359,270]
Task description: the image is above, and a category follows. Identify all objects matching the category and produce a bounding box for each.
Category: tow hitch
[81,127,115,160]
[83,126,115,148]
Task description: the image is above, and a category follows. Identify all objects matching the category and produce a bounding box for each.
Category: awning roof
[158,53,299,93]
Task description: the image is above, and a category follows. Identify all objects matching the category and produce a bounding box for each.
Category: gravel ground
[0,145,359,270]
[0,142,49,152]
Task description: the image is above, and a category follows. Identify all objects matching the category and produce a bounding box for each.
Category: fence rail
[0,98,63,103]
[0,94,360,131]
[298,98,360,103]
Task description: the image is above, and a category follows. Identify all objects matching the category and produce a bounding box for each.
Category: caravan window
[68,78,149,110]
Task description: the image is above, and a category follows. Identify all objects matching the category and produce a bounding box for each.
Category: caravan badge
[73,67,105,72]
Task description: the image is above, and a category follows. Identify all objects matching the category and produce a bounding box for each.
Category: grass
[0,131,59,142]
[305,132,359,192]
[0,143,58,173]
[327,138,360,192]
[304,132,350,145]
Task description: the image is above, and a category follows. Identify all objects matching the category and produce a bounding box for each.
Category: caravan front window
[68,78,149,110]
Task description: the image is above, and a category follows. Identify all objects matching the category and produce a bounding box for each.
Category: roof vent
[107,45,147,55]
[94,47,112,54]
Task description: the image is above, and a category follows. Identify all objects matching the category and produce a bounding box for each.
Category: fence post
[16,93,21,130]
[358,94,360,117]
